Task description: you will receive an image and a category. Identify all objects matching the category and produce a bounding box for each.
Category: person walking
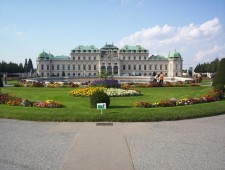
[159,72,164,85]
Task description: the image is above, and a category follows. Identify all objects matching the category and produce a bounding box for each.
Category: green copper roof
[168,50,181,58]
[120,45,148,52]
[72,45,99,52]
[100,43,119,51]
[38,51,49,59]
[38,51,69,60]
[54,55,70,60]
[148,55,168,60]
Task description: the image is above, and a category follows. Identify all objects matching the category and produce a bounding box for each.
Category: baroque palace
[36,43,183,77]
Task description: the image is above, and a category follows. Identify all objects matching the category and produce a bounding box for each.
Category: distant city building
[189,67,193,71]
[36,43,183,77]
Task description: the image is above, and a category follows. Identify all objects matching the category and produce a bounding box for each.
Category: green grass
[0,86,225,122]
[6,80,18,85]
[201,77,212,86]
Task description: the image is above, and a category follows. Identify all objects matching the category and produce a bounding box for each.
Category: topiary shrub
[212,58,225,91]
[90,90,110,108]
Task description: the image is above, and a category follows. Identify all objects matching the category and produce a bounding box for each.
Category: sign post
[97,103,106,115]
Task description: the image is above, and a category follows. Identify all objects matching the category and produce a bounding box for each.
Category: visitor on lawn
[159,72,164,85]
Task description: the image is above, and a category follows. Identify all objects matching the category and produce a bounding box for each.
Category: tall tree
[212,58,225,91]
[18,63,24,73]
[27,58,34,72]
[24,59,28,72]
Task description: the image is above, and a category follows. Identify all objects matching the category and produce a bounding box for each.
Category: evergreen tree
[212,58,225,91]
[24,59,28,72]
[27,58,34,72]
[18,63,24,73]
[0,61,7,73]
[0,74,3,87]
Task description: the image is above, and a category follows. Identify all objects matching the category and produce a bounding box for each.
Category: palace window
[73,65,75,70]
[89,57,91,60]
[139,56,141,60]
[47,65,49,70]
[57,65,60,70]
[134,56,136,60]
[84,57,86,60]
[88,65,91,70]
[94,57,96,60]
[41,64,44,70]
[78,65,81,70]
[144,65,147,70]
[149,65,152,70]
[139,65,141,70]
[83,65,86,70]
[155,65,157,70]
[73,57,75,60]
[128,57,130,60]
[128,65,131,70]
[78,57,80,60]
[94,65,96,70]
[123,57,125,60]
[52,65,54,70]
[165,65,167,70]
[134,65,136,70]
[123,65,126,70]
[160,65,162,70]
[176,64,178,70]
[68,65,70,70]
[62,64,65,70]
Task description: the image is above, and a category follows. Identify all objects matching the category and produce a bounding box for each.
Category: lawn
[0,86,225,122]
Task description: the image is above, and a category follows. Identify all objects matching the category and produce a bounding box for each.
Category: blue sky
[0,0,225,69]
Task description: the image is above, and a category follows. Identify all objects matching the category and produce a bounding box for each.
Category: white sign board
[97,103,106,110]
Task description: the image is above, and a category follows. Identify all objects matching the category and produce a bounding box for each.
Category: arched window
[113,66,118,75]
[107,66,112,75]
[101,66,106,72]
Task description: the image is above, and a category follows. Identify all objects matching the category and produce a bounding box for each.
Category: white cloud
[194,44,225,62]
[117,18,225,68]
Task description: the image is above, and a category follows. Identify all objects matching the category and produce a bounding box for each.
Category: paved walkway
[0,115,225,170]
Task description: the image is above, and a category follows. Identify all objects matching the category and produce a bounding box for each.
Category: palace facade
[36,44,183,77]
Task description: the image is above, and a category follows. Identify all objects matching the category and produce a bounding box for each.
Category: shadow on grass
[109,105,132,109]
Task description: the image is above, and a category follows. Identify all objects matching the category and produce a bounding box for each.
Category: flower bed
[69,87,141,97]
[105,88,140,97]
[90,79,120,88]
[133,89,224,108]
[47,82,79,88]
[0,92,64,108]
[132,82,200,88]
[69,87,105,97]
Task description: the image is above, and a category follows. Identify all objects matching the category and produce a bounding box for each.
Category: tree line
[0,59,34,74]
[194,58,220,73]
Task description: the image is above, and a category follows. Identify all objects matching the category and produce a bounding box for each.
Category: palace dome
[168,50,181,58]
[38,51,49,59]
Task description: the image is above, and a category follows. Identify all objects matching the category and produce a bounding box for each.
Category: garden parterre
[0,92,64,108]
[69,87,141,97]
[133,88,224,108]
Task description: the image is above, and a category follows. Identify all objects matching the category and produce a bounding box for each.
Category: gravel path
[1,115,225,170]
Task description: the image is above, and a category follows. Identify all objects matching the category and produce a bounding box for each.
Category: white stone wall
[37,52,183,77]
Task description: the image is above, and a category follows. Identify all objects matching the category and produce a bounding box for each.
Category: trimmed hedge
[90,90,110,108]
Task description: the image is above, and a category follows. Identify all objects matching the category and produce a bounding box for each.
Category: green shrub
[90,90,110,108]
[214,84,225,92]
[0,77,3,87]
[213,58,225,91]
